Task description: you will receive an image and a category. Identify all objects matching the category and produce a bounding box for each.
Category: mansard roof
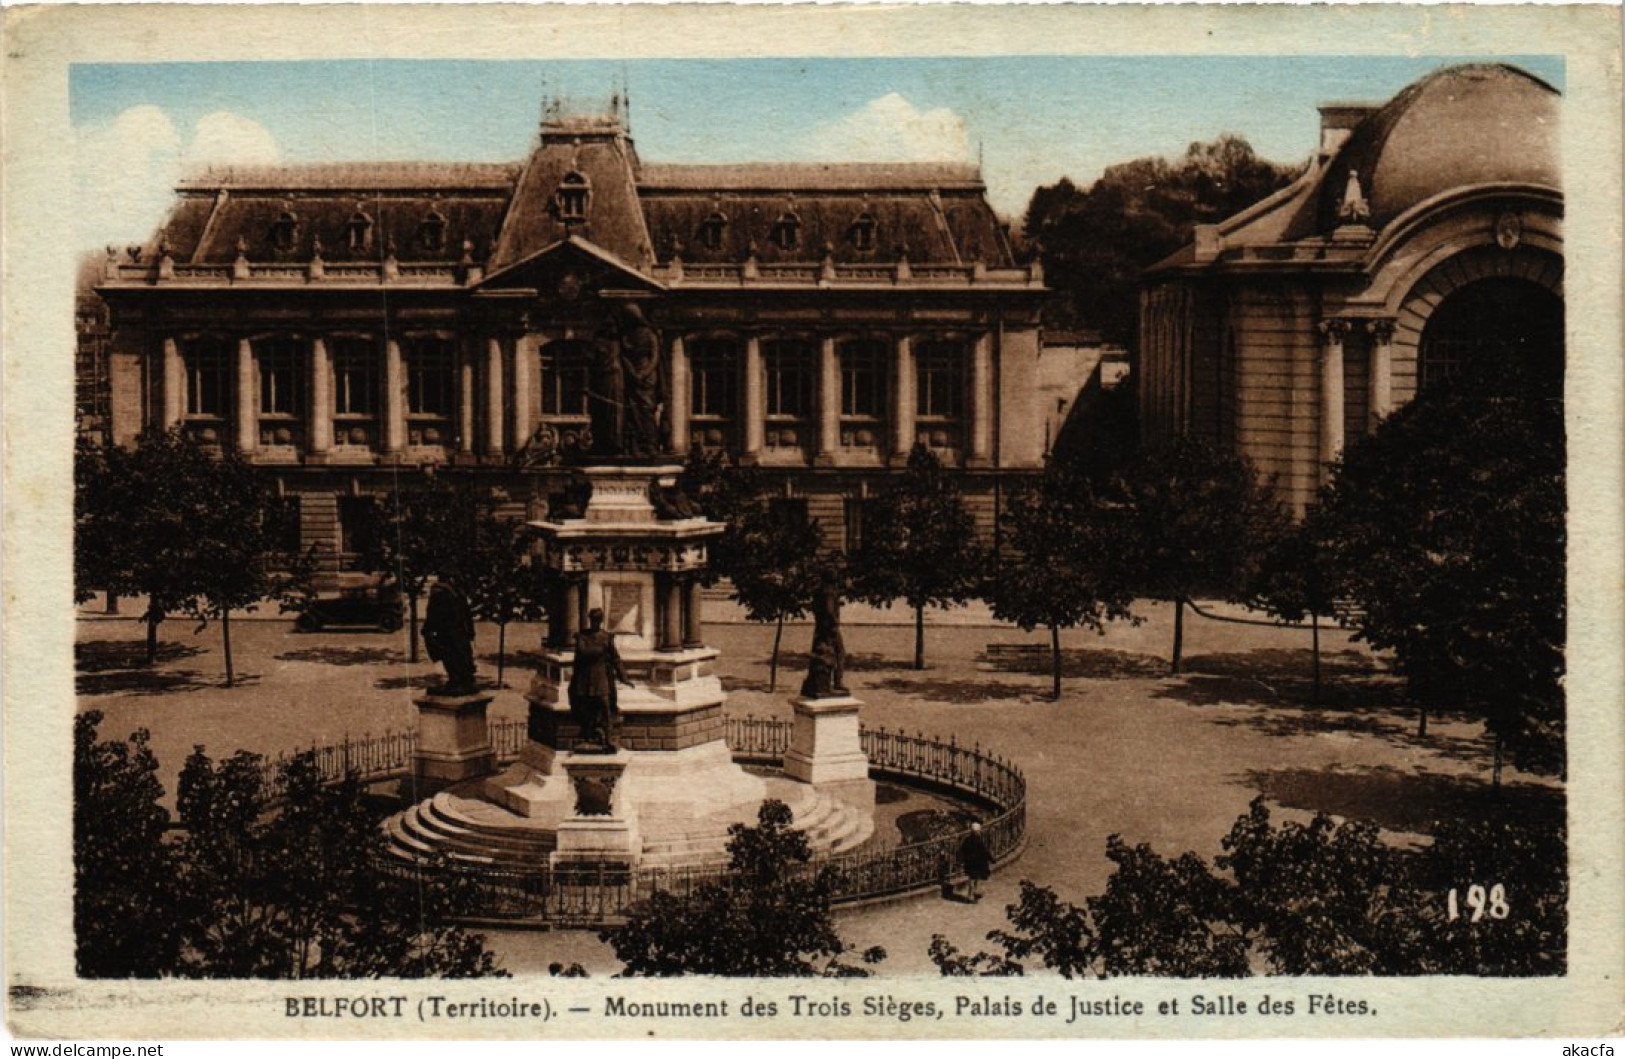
[141,121,1013,274]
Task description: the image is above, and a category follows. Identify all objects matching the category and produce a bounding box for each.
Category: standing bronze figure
[800,572,849,699]
[422,581,477,695]
[618,303,664,457]
[587,318,625,457]
[569,607,632,751]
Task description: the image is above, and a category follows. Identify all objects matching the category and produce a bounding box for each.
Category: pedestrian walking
[958,821,992,902]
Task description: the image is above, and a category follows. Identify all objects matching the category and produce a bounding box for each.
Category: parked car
[292,575,404,633]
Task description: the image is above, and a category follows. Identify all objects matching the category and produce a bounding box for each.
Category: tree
[992,463,1138,698]
[75,429,214,665]
[73,712,184,977]
[356,479,484,663]
[181,448,314,687]
[1315,361,1565,778]
[930,797,1565,978]
[680,449,828,688]
[1108,435,1281,673]
[602,800,885,976]
[1245,509,1339,703]
[174,746,506,978]
[849,444,987,670]
[465,505,550,687]
[1023,136,1302,341]
[728,500,828,692]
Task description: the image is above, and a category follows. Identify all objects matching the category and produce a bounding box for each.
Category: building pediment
[474,235,665,299]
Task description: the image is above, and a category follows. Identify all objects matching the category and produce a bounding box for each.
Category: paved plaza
[75,596,1557,975]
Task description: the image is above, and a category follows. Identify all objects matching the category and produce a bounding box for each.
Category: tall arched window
[838,337,887,452]
[184,337,232,419]
[769,212,802,253]
[1419,277,1563,397]
[272,211,299,251]
[555,172,591,223]
[345,212,373,253]
[419,211,447,253]
[850,213,878,253]
[256,336,306,418]
[699,212,727,251]
[763,337,814,454]
[541,340,591,417]
[689,337,739,449]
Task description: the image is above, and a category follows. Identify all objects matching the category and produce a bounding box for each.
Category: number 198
[1447,884,1509,922]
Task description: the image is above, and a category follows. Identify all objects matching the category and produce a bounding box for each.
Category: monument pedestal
[412,691,495,791]
[551,750,640,867]
[784,694,875,814]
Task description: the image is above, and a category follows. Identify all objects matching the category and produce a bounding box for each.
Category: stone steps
[381,780,872,870]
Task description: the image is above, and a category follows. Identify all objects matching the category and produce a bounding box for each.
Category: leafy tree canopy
[1316,359,1565,776]
[930,796,1565,978]
[74,712,184,977]
[603,800,885,977]
[1023,136,1303,343]
[993,462,1139,697]
[849,444,987,669]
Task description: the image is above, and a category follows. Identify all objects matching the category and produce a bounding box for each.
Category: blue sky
[71,55,1563,251]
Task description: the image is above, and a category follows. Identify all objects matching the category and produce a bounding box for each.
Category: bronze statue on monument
[422,580,478,696]
[569,607,634,752]
[800,569,850,699]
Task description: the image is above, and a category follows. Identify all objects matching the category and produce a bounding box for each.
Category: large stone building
[96,106,1048,568]
[1139,64,1563,513]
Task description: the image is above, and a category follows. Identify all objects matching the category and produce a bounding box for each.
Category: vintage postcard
[4,2,1622,1043]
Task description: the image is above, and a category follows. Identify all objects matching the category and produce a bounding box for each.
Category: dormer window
[699,212,727,251]
[419,210,447,252]
[272,211,299,251]
[770,212,801,253]
[345,211,373,253]
[555,172,590,223]
[850,212,877,253]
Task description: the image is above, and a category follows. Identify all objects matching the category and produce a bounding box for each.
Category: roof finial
[1338,168,1371,225]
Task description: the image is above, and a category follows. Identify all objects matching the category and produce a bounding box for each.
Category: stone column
[661,575,684,651]
[668,334,690,456]
[161,337,184,428]
[562,579,584,642]
[816,335,839,463]
[308,336,333,455]
[969,332,993,466]
[235,338,257,453]
[458,342,476,457]
[742,333,765,460]
[1368,319,1394,431]
[511,333,535,452]
[383,337,406,455]
[684,577,705,647]
[485,335,505,457]
[891,333,916,462]
[1318,318,1349,468]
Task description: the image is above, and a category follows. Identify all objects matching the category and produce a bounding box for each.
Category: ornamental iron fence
[260,713,1025,926]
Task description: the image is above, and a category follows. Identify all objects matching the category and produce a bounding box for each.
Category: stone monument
[388,304,874,869]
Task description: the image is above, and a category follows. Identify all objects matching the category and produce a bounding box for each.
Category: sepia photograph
[5,3,1622,1043]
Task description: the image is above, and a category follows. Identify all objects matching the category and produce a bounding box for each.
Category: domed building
[1139,63,1562,512]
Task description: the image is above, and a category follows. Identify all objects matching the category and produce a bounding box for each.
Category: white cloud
[185,111,281,170]
[804,94,972,164]
[73,106,280,253]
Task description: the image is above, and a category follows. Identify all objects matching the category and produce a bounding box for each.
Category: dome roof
[1318,64,1560,232]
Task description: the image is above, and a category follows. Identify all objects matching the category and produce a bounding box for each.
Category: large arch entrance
[1418,277,1563,398]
